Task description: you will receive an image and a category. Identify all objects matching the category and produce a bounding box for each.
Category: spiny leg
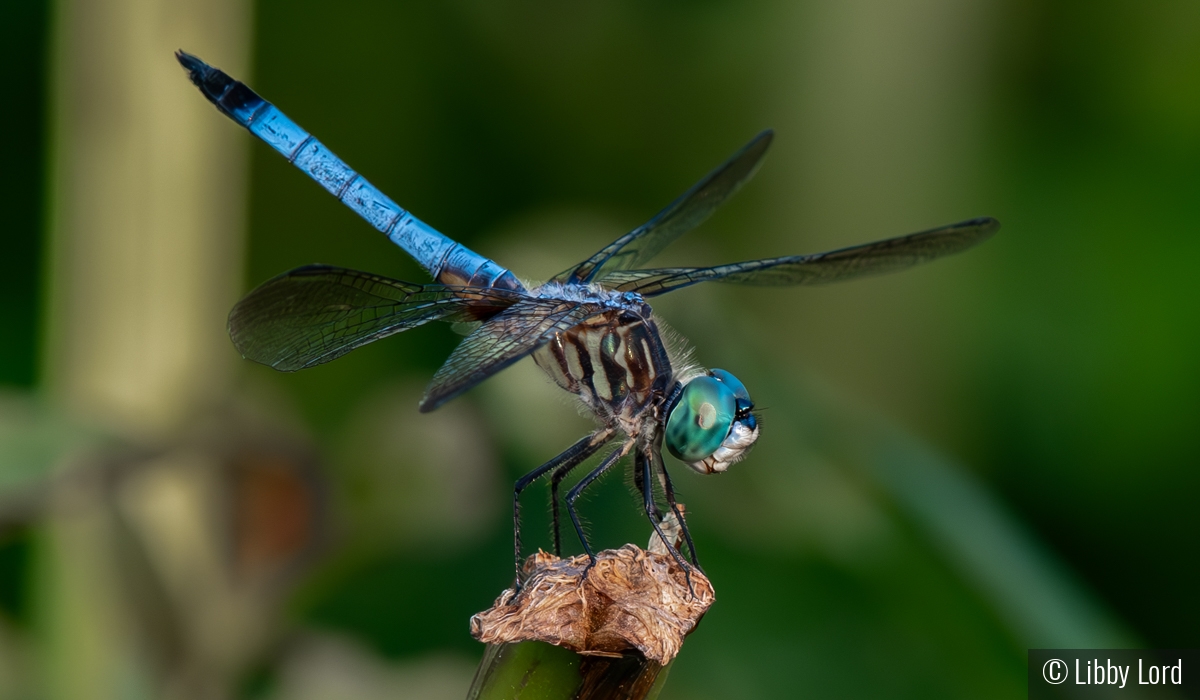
[655,448,702,571]
[550,458,588,557]
[565,441,632,565]
[642,446,695,594]
[512,429,613,586]
[633,452,664,521]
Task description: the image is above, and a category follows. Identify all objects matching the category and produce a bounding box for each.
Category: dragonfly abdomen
[176,51,523,293]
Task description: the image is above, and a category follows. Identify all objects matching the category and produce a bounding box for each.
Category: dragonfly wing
[553,130,774,285]
[419,298,605,412]
[599,217,1000,296]
[229,265,526,371]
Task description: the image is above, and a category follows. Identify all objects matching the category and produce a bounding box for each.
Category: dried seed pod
[470,545,714,664]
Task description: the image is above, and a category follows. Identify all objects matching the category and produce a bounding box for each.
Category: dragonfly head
[665,369,759,474]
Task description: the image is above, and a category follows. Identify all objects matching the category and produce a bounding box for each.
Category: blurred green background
[2,1,1198,699]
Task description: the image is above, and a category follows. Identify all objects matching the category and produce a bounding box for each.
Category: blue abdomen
[177,51,524,293]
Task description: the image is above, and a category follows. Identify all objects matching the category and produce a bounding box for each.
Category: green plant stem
[466,642,670,700]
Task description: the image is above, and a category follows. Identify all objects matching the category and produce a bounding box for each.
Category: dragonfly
[178,51,999,587]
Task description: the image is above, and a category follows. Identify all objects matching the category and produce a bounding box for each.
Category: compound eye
[710,368,751,403]
[665,376,737,463]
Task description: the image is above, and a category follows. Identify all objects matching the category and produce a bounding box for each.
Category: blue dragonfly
[178,51,999,587]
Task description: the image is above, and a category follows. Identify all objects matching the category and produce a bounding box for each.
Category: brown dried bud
[469,545,714,664]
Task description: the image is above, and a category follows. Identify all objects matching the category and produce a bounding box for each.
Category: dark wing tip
[418,387,454,413]
[963,216,1001,232]
[226,298,274,369]
[225,279,312,372]
[744,129,775,158]
[956,216,1001,245]
[416,371,486,413]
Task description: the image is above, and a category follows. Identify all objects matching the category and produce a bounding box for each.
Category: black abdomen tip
[174,50,212,81]
[175,50,234,106]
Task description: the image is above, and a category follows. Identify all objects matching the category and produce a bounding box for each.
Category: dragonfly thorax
[531,301,672,427]
[531,281,647,307]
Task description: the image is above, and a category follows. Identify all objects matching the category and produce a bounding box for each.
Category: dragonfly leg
[656,452,703,572]
[565,441,632,567]
[633,452,664,521]
[549,459,587,558]
[513,430,613,588]
[642,447,695,595]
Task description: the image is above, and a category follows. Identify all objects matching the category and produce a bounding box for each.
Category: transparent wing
[419,298,605,412]
[597,217,1000,297]
[229,265,527,371]
[553,130,774,285]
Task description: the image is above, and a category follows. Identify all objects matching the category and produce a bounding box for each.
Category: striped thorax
[531,290,672,429]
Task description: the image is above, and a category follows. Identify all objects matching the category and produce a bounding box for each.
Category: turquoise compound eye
[709,368,751,402]
[665,376,737,463]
